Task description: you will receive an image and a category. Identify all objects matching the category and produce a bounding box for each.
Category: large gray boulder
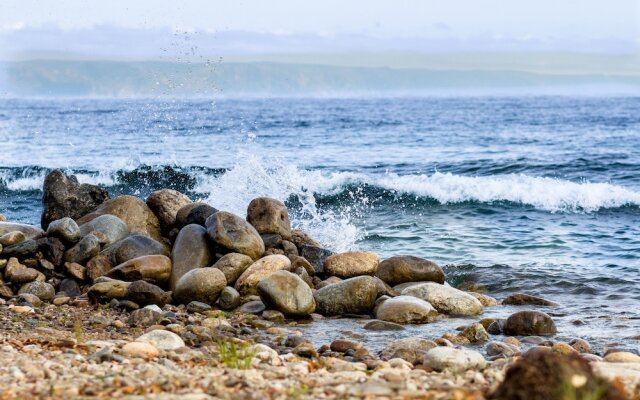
[170,224,212,291]
[257,270,315,316]
[401,282,484,316]
[173,267,227,305]
[106,255,171,285]
[41,169,109,230]
[79,214,129,245]
[206,211,264,260]
[313,276,379,316]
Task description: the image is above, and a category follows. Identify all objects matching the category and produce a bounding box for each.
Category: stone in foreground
[173,267,227,305]
[257,270,315,316]
[314,276,379,316]
[423,347,487,373]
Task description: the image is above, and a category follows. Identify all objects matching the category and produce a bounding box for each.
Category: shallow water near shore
[1,96,639,352]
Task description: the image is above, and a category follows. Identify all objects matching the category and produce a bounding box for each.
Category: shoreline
[0,170,639,398]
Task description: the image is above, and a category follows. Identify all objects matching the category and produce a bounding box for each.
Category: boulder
[212,253,253,285]
[136,330,185,351]
[78,214,129,245]
[113,234,169,265]
[9,267,39,284]
[0,229,29,245]
[58,278,82,297]
[145,189,191,233]
[46,217,81,243]
[314,276,379,316]
[206,211,264,260]
[125,280,168,306]
[173,267,227,305]
[218,286,241,310]
[76,195,161,241]
[41,170,109,230]
[291,229,321,248]
[323,251,379,278]
[36,237,66,267]
[64,234,100,264]
[175,202,218,229]
[1,239,39,258]
[401,282,484,316]
[502,293,560,307]
[86,255,113,282]
[246,197,292,239]
[423,347,487,373]
[18,281,55,302]
[257,270,315,316]
[87,279,131,302]
[299,244,334,275]
[170,224,212,291]
[503,311,557,336]
[374,295,438,324]
[235,255,291,296]
[376,256,445,286]
[107,255,171,285]
[379,337,437,364]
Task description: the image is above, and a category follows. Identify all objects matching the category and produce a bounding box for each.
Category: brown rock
[86,255,113,282]
[246,197,292,239]
[502,293,560,307]
[235,255,291,296]
[65,262,87,281]
[107,255,171,285]
[170,224,212,291]
[9,267,39,284]
[173,267,227,305]
[323,251,379,278]
[145,189,191,233]
[206,211,265,260]
[503,311,557,336]
[211,252,253,285]
[376,256,445,286]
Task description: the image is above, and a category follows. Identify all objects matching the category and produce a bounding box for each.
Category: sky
[0,0,639,59]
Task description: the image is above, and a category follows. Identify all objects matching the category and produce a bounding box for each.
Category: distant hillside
[2,59,640,97]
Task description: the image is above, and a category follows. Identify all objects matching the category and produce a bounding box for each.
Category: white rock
[144,304,163,313]
[136,330,185,350]
[423,347,487,373]
[401,282,483,315]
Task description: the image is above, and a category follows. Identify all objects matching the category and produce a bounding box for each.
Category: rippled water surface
[1,97,639,352]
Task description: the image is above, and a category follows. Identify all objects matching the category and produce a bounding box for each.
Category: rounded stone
[503,311,557,336]
[502,293,560,307]
[87,279,131,302]
[18,281,55,302]
[63,234,101,264]
[212,253,253,285]
[0,230,27,246]
[176,203,218,228]
[401,282,484,316]
[246,197,292,240]
[121,342,159,358]
[604,351,640,363]
[257,270,315,316]
[486,341,519,357]
[423,347,487,373]
[380,337,437,364]
[376,256,445,286]
[173,267,227,305]
[114,234,169,265]
[235,255,291,296]
[78,214,129,245]
[374,295,438,324]
[46,217,81,242]
[9,267,39,284]
[363,320,406,331]
[323,251,379,278]
[136,330,185,350]
[205,211,265,260]
[170,224,212,291]
[313,276,379,316]
[107,255,172,285]
[218,286,241,310]
[145,189,192,233]
[125,280,167,306]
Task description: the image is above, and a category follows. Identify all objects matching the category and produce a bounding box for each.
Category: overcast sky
[1,0,639,58]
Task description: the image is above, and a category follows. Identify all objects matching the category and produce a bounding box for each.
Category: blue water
[1,96,639,352]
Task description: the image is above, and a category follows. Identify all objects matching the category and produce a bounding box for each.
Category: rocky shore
[0,169,638,399]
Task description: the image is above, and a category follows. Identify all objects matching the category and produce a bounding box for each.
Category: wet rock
[363,320,406,331]
[63,234,100,264]
[212,253,253,285]
[64,262,86,281]
[186,301,211,313]
[323,251,379,278]
[235,255,291,296]
[46,217,81,243]
[128,308,162,328]
[503,311,557,336]
[114,234,169,265]
[458,323,490,343]
[486,341,519,357]
[2,239,39,258]
[469,292,499,307]
[376,256,445,286]
[330,339,362,352]
[88,279,131,302]
[86,255,113,282]
[41,169,109,230]
[78,214,129,246]
[257,270,315,316]
[570,338,592,353]
[107,255,171,285]
[502,293,560,307]
[239,300,266,314]
[314,276,379,316]
[173,267,226,305]
[18,281,55,301]
[490,350,625,400]
[206,211,265,260]
[121,342,159,358]
[77,195,162,241]
[177,203,218,229]
[291,229,321,248]
[246,197,292,239]
[58,278,82,297]
[9,267,39,284]
[487,319,506,334]
[218,286,241,310]
[136,330,185,350]
[145,189,191,233]
[401,282,484,316]
[423,347,487,373]
[293,342,318,358]
[36,237,65,267]
[125,280,167,306]
[0,230,27,246]
[299,244,334,275]
[380,337,437,364]
[170,224,212,291]
[260,233,282,249]
[374,295,437,324]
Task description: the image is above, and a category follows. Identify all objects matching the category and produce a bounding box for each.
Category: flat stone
[502,293,560,307]
[238,300,266,314]
[323,251,379,278]
[363,320,406,331]
[107,255,171,285]
[125,280,167,307]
